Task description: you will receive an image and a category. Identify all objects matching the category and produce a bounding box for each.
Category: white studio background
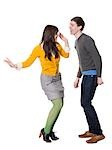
[0,0,112,149]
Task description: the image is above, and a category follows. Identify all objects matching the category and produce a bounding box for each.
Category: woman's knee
[53,98,63,110]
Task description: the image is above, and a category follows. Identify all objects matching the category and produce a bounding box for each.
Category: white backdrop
[0,0,112,149]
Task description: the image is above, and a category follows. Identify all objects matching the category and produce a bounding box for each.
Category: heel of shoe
[39,131,42,138]
[50,131,59,140]
[39,128,51,142]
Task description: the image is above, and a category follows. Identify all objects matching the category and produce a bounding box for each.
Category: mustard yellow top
[21,43,69,76]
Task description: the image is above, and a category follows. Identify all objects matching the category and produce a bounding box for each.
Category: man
[69,17,105,143]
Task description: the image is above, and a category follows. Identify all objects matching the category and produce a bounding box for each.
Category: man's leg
[80,75,105,143]
[81,75,102,134]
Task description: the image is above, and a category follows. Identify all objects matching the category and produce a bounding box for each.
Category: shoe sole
[86,137,105,143]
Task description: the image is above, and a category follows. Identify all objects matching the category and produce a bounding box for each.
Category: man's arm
[85,37,102,77]
[77,67,82,78]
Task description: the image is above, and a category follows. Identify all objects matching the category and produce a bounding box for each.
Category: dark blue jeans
[81,75,102,135]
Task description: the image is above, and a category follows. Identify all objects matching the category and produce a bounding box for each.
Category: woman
[4,25,70,142]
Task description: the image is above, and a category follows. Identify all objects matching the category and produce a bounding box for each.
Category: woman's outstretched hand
[4,58,17,69]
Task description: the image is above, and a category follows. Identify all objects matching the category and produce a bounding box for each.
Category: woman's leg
[44,98,63,134]
[50,97,64,131]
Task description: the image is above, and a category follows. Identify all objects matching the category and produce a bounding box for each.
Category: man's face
[69,21,81,35]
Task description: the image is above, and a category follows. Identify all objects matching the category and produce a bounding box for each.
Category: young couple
[4,17,105,144]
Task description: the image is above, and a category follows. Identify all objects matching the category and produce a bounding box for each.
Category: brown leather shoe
[78,131,95,138]
[86,134,105,143]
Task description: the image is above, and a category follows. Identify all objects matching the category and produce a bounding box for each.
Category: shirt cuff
[15,63,23,70]
[64,46,70,53]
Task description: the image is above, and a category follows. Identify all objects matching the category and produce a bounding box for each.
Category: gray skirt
[40,73,64,100]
